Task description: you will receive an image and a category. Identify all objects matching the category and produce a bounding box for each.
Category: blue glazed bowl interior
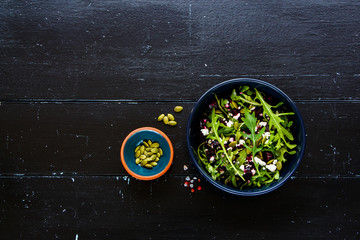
[123,129,172,177]
[186,78,306,196]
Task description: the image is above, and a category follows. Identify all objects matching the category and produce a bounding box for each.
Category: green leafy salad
[196,86,297,189]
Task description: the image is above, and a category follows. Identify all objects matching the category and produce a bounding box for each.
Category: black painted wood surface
[1,0,359,239]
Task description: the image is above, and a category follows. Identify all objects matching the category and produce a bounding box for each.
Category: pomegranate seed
[191,189,195,193]
[197,186,202,191]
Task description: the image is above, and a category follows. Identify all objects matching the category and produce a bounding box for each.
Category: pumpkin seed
[215,109,222,114]
[150,142,159,148]
[163,116,169,125]
[276,161,282,170]
[140,160,148,166]
[174,106,183,112]
[135,146,140,153]
[168,120,177,126]
[267,159,274,165]
[234,121,239,130]
[144,164,153,169]
[246,148,251,155]
[240,108,245,114]
[229,141,237,148]
[167,113,175,121]
[157,114,165,121]
[135,139,163,168]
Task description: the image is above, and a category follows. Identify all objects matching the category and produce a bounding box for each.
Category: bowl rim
[186,78,306,196]
[120,127,174,180]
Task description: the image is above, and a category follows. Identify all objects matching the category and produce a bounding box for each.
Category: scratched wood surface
[1,0,359,239]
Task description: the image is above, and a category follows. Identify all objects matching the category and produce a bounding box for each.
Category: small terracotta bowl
[120,127,174,180]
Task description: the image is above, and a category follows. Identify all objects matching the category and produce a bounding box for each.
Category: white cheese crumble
[250,106,256,111]
[201,128,209,136]
[263,132,271,139]
[227,120,234,127]
[239,139,245,145]
[254,156,266,166]
[209,156,215,162]
[233,113,241,120]
[258,122,267,127]
[240,165,244,171]
[266,164,277,172]
[273,160,278,164]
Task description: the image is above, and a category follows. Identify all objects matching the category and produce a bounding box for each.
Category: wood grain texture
[1,177,359,240]
[0,0,359,100]
[1,0,359,239]
[0,102,359,177]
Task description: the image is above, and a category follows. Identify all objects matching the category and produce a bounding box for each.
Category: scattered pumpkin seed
[150,162,157,166]
[151,148,159,153]
[135,150,140,158]
[167,113,175,121]
[168,120,177,126]
[157,114,165,121]
[174,106,183,112]
[163,116,169,125]
[148,139,152,146]
[276,161,282,170]
[143,141,149,147]
[135,158,141,164]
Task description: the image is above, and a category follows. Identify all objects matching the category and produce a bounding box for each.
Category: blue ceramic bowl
[121,127,174,180]
[186,78,306,196]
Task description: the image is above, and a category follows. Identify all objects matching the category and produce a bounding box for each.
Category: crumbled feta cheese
[273,160,277,164]
[266,164,277,172]
[201,128,209,136]
[227,120,234,127]
[239,139,245,145]
[251,169,256,175]
[229,113,233,117]
[265,139,270,144]
[254,156,266,166]
[263,132,271,139]
[240,165,244,171]
[227,147,233,151]
[250,106,256,111]
[209,156,215,162]
[233,113,241,120]
[229,137,234,142]
[258,122,267,127]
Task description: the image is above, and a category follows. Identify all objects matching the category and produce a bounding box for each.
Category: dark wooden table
[1,1,359,239]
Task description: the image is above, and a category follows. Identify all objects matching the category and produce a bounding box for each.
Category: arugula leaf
[210,108,245,181]
[240,110,266,175]
[255,89,296,150]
